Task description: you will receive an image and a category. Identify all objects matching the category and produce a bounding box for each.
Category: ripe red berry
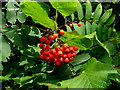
[55,46,61,51]
[40,50,44,54]
[50,49,56,54]
[40,54,44,59]
[64,58,70,63]
[48,35,54,41]
[59,57,63,62]
[67,53,72,58]
[46,40,51,44]
[69,24,73,27]
[65,48,70,52]
[39,43,44,48]
[59,30,64,35]
[40,37,46,42]
[55,62,62,66]
[62,54,68,58]
[73,46,78,51]
[57,51,63,56]
[46,45,50,49]
[53,33,58,38]
[72,52,77,57]
[77,23,82,27]
[69,46,74,52]
[70,57,74,61]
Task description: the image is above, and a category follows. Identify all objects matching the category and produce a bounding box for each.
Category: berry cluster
[69,23,82,27]
[39,30,78,66]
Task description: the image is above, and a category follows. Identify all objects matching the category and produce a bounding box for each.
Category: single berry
[73,46,78,51]
[59,30,64,35]
[62,54,68,58]
[55,46,61,51]
[67,53,72,58]
[40,50,44,54]
[48,35,54,41]
[72,52,77,57]
[70,57,74,61]
[40,54,44,59]
[64,58,70,63]
[46,45,50,49]
[77,23,82,27]
[65,48,70,52]
[46,40,51,44]
[40,37,46,42]
[69,24,73,27]
[69,46,74,52]
[55,62,62,66]
[53,33,58,38]
[50,49,57,54]
[39,43,44,48]
[57,51,63,56]
[59,57,64,62]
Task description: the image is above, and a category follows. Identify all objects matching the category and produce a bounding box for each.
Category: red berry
[39,43,44,49]
[53,33,58,38]
[46,40,51,44]
[65,48,70,52]
[55,46,61,51]
[64,58,70,63]
[62,43,68,48]
[46,45,50,49]
[73,46,78,51]
[57,51,63,56]
[77,23,82,27]
[67,53,72,58]
[40,54,44,59]
[43,51,49,55]
[69,46,74,52]
[60,47,64,52]
[50,49,56,54]
[48,35,54,41]
[69,24,73,27]
[40,50,44,54]
[62,54,68,58]
[59,57,63,62]
[70,57,74,61]
[59,30,64,35]
[72,52,77,57]
[55,62,62,66]
[40,37,46,42]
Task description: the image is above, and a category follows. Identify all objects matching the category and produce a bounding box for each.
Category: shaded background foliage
[0,0,120,89]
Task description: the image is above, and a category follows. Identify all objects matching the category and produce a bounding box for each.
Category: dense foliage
[1,0,120,89]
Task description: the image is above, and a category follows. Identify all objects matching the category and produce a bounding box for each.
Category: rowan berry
[53,33,58,38]
[48,35,54,41]
[40,37,46,42]
[64,58,70,63]
[55,62,62,66]
[73,46,78,51]
[59,30,64,35]
[69,24,73,27]
[77,23,82,27]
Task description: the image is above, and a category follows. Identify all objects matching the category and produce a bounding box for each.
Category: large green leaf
[6,10,16,24]
[60,58,117,88]
[60,31,92,50]
[50,0,78,16]
[100,9,112,23]
[21,1,57,30]
[17,11,27,23]
[106,14,116,26]
[71,53,91,66]
[0,36,11,62]
[85,1,92,20]
[93,3,102,22]
[85,21,91,34]
[77,2,83,20]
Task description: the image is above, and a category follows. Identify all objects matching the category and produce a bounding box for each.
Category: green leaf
[77,2,83,20]
[73,22,85,35]
[66,25,72,32]
[60,31,93,50]
[91,22,97,33]
[93,3,102,22]
[21,1,57,30]
[102,26,109,41]
[20,76,34,85]
[112,52,120,66]
[50,0,78,16]
[0,36,11,62]
[17,11,27,23]
[71,53,91,66]
[106,14,116,26]
[103,42,116,55]
[6,0,19,9]
[71,13,74,21]
[100,9,112,23]
[6,10,16,24]
[96,24,103,41]
[85,21,91,34]
[85,1,92,20]
[99,54,112,64]
[60,58,117,88]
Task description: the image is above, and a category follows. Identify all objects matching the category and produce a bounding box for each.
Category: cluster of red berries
[69,23,82,27]
[39,30,78,66]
